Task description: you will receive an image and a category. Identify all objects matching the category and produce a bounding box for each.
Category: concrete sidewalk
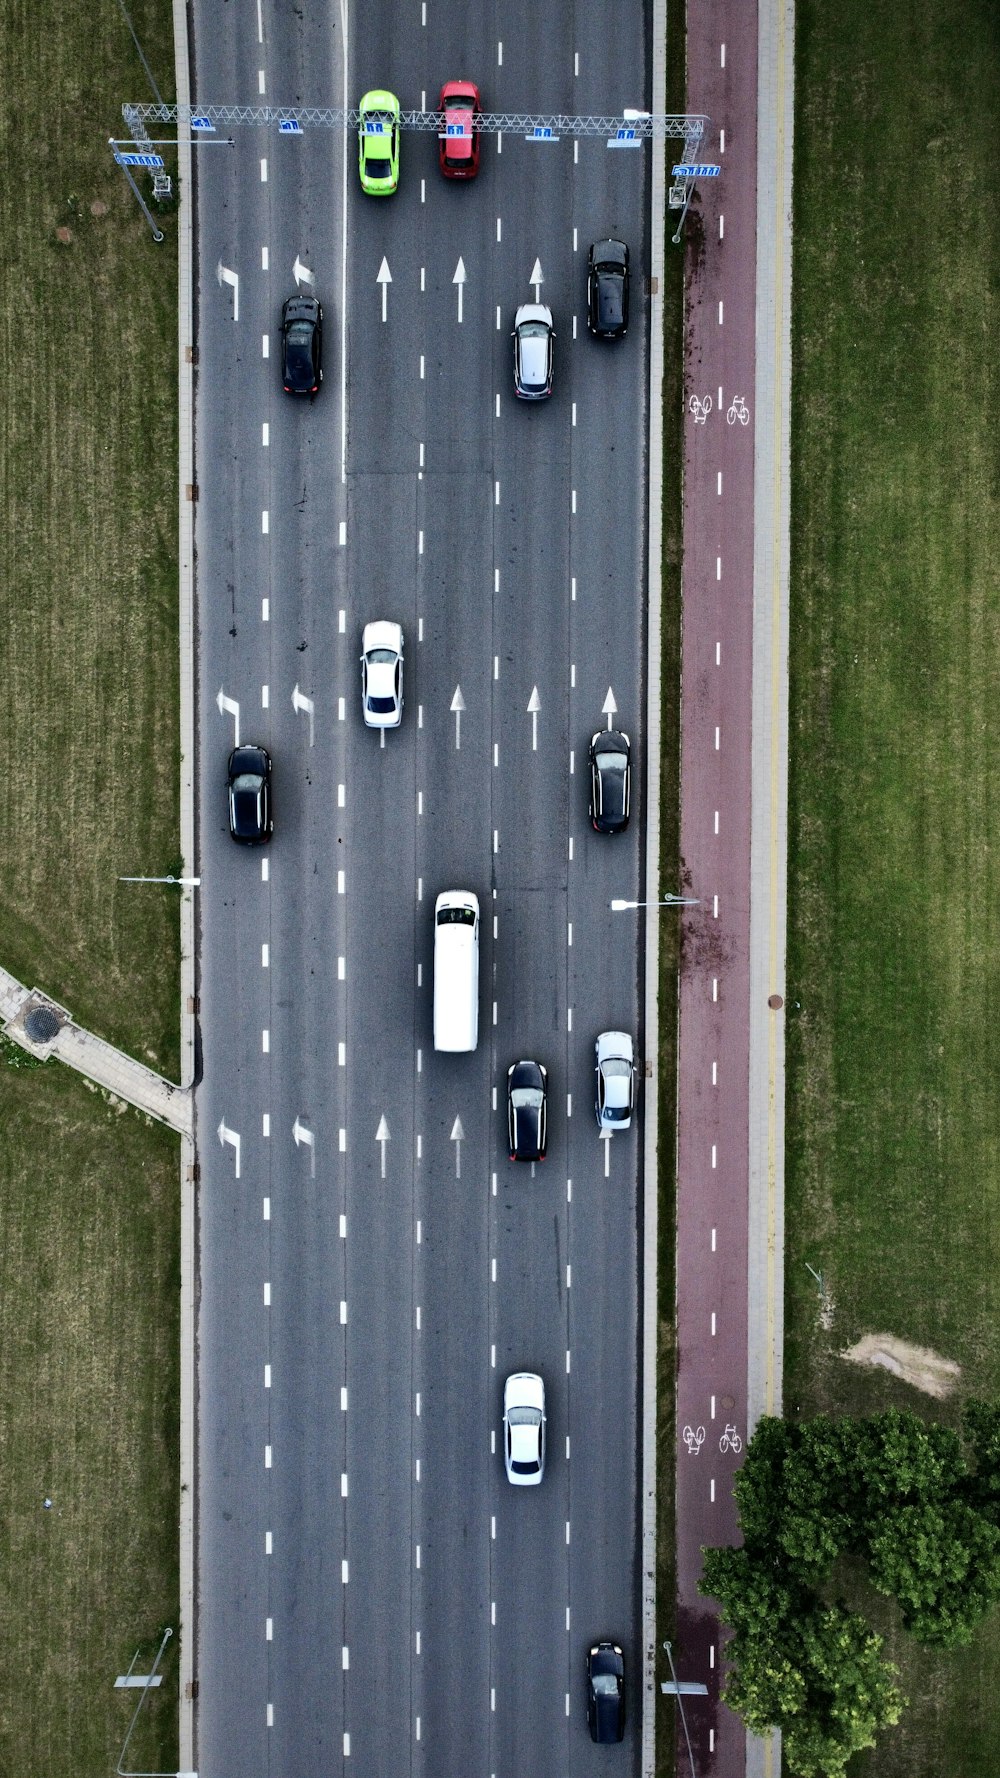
[0,965,192,1137]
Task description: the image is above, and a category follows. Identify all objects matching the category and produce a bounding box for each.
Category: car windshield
[592,1673,619,1696]
[366,648,397,663]
[365,155,391,176]
[367,695,397,713]
[512,1088,544,1109]
[507,1407,539,1425]
[599,751,628,772]
[603,1058,632,1078]
[437,907,476,926]
[519,321,548,339]
[233,772,263,793]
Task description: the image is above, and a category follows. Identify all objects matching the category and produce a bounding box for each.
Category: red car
[438,80,481,179]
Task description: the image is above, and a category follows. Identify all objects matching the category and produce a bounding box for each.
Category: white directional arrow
[218,1119,241,1179]
[453,256,467,323]
[527,685,542,751]
[602,686,618,730]
[529,257,544,301]
[217,261,239,321]
[376,256,392,323]
[292,254,315,288]
[216,686,240,746]
[450,685,465,750]
[601,1130,612,1178]
[450,1115,465,1180]
[375,1114,390,1180]
[291,683,315,747]
[293,1117,316,1177]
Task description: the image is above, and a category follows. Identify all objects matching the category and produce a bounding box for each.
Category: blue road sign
[116,152,165,168]
[191,116,215,131]
[278,118,302,133]
[526,126,558,142]
[608,127,642,148]
[672,163,721,177]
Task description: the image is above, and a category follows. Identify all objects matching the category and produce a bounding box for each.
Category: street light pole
[610,895,700,910]
[119,875,201,887]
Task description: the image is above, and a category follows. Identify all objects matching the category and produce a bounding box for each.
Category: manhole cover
[25,1006,60,1043]
[768,993,783,1010]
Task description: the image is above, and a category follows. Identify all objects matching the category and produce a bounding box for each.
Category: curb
[641,0,669,1772]
[173,0,197,1761]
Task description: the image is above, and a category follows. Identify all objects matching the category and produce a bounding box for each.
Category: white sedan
[360,620,404,728]
[595,1031,636,1132]
[503,1372,546,1486]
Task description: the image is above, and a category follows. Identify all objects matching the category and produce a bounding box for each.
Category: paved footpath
[672,0,793,1771]
[0,965,192,1137]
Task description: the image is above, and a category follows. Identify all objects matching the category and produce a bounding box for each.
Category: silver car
[512,303,554,400]
[360,620,404,728]
[503,1372,546,1485]
[595,1031,636,1132]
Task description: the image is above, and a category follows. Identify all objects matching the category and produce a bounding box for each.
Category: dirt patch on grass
[841,1334,961,1399]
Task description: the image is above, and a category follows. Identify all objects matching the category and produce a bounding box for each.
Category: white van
[433,890,480,1052]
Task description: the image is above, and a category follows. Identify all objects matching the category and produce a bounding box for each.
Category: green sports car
[358,90,401,196]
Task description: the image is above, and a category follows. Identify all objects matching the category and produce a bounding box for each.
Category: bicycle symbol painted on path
[688,394,713,425]
[726,395,750,426]
[719,1423,743,1455]
[682,1424,706,1455]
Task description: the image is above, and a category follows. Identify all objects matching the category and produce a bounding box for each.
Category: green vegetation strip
[786,0,999,1769]
[0,1063,180,1774]
[0,0,180,1075]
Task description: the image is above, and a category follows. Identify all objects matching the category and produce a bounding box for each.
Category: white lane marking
[260,158,267,181]
[418,530,424,555]
[338,869,345,893]
[339,525,347,549]
[719,213,724,239]
[717,556,722,579]
[712,1061,717,1085]
[711,1312,717,1335]
[572,402,576,427]
[342,1646,350,1670]
[418,617,424,641]
[495,392,500,416]
[266,1530,272,1552]
[261,335,269,359]
[567,1008,572,1031]
[495,480,500,504]
[342,1559,349,1582]
[718,300,724,324]
[720,128,725,152]
[421,180,426,206]
[574,139,578,164]
[716,641,722,664]
[715,726,720,749]
[713,978,718,1001]
[418,790,423,815]
[263,1113,270,1136]
[572,226,578,252]
[574,51,579,74]
[497,132,502,154]
[258,68,265,94]
[711,1227,717,1251]
[419,442,425,469]
[712,1144,717,1168]
[338,783,345,808]
[263,1196,270,1218]
[568,837,573,859]
[266,1614,273,1636]
[493,1000,498,1025]
[721,41,726,66]
[569,749,574,774]
[573,314,577,339]
[711,1395,716,1418]
[420,355,425,379]
[714,810,720,833]
[261,943,269,967]
[496,216,501,242]
[341,1473,348,1497]
[415,1545,421,1568]
[711,1478,716,1503]
[571,663,576,687]
[718,471,723,495]
[262,422,269,446]
[261,685,269,708]
[339,1213,347,1237]
[416,1219,422,1244]
[338,955,345,980]
[493,830,498,852]
[340,1300,347,1324]
[496,305,501,330]
[263,1281,270,1305]
[571,575,577,600]
[262,1029,270,1053]
[262,598,269,621]
[261,859,268,883]
[339,1128,346,1152]
[713,895,719,917]
[565,1349,571,1373]
[343,1734,350,1755]
[565,1521,571,1544]
[264,1364,271,1386]
[566,1093,572,1117]
[261,510,269,532]
[568,923,573,946]
[417,877,423,901]
[494,568,500,592]
[497,39,502,63]
[265,1447,272,1469]
[261,246,268,270]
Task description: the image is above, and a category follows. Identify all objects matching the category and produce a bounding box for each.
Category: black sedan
[586,1642,625,1742]
[227,745,272,844]
[507,1060,548,1161]
[589,729,632,833]
[587,239,630,340]
[280,294,323,395]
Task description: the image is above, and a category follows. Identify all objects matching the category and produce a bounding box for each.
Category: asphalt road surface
[192,1,653,1772]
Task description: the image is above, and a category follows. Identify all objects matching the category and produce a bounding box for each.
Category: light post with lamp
[610,894,699,911]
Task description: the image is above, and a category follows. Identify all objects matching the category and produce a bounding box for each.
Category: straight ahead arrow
[450,685,465,749]
[376,256,392,323]
[453,256,467,323]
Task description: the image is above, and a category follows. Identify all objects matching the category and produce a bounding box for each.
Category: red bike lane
[674,5,759,1774]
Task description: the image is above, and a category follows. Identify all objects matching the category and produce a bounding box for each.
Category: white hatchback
[503,1372,546,1485]
[360,620,404,728]
[595,1031,636,1132]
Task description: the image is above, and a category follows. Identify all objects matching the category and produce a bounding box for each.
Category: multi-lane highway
[192,2,653,1772]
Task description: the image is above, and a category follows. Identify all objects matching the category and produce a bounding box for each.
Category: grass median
[0,0,181,1772]
[786,0,999,1769]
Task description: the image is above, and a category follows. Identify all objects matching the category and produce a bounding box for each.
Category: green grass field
[0,2,182,1773]
[786,0,999,1769]
[0,0,180,1076]
[0,1061,180,1775]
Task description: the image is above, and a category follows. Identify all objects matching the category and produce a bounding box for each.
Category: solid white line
[262,1029,269,1053]
[260,158,267,181]
[720,128,725,153]
[719,300,724,324]
[263,1112,270,1135]
[262,422,269,446]
[263,1282,270,1304]
[258,69,265,94]
[721,41,726,66]
[262,597,269,622]
[264,1364,271,1386]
